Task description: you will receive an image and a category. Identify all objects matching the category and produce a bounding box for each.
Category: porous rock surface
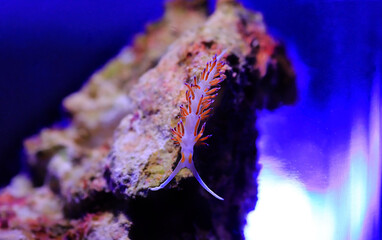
[0,175,131,240]
[1,0,296,239]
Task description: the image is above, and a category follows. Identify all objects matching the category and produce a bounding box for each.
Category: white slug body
[151,50,227,200]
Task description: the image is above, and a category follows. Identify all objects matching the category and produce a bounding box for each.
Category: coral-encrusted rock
[23,0,208,205]
[0,175,63,227]
[65,212,131,240]
[0,176,131,239]
[63,0,208,146]
[8,0,296,239]
[107,1,295,239]
[24,127,111,204]
[108,0,295,199]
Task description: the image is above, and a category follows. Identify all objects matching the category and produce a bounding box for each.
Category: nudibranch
[151,50,227,200]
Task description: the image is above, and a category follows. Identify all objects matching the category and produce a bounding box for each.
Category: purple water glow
[245,45,381,239]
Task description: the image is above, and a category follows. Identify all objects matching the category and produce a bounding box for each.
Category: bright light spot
[245,99,380,240]
[348,122,368,240]
[244,159,330,240]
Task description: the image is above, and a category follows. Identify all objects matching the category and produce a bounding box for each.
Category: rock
[108,1,296,239]
[0,175,131,239]
[4,0,296,239]
[108,0,285,198]
[23,0,208,205]
[63,0,208,147]
[0,175,63,227]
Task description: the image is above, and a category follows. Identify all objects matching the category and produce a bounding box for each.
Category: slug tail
[188,161,224,200]
[150,159,186,191]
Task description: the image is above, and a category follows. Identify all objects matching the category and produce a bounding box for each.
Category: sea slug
[151,50,227,200]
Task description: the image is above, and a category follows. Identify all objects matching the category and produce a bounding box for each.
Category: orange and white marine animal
[151,50,227,200]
